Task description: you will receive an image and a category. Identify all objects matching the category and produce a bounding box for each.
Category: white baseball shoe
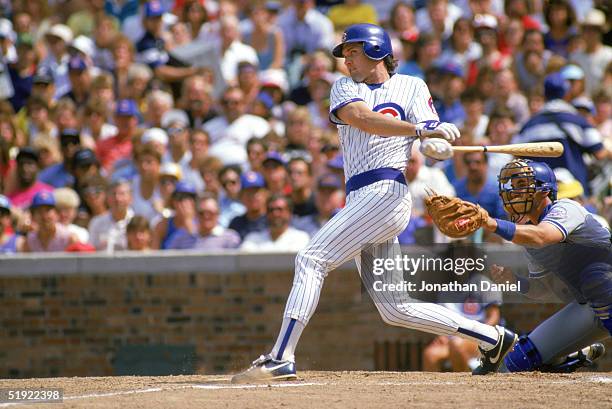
[231,354,297,384]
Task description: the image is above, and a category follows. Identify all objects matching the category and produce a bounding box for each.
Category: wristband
[494,218,516,241]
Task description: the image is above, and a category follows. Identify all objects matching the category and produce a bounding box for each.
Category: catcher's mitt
[424,189,490,238]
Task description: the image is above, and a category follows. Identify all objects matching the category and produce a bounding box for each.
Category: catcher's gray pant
[282,180,499,348]
[530,301,609,363]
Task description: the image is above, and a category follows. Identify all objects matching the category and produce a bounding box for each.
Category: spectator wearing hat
[0,195,22,253]
[126,215,153,251]
[242,2,285,70]
[53,187,90,244]
[153,180,198,249]
[569,8,612,95]
[240,194,309,251]
[543,0,577,58]
[40,24,74,100]
[433,63,466,126]
[88,178,134,252]
[217,165,246,228]
[560,63,586,102]
[95,99,139,172]
[467,14,510,85]
[236,61,261,110]
[60,56,91,107]
[229,171,268,240]
[288,157,316,217]
[73,148,101,191]
[21,191,78,252]
[165,193,241,250]
[136,1,204,84]
[262,151,289,196]
[204,86,271,165]
[7,34,36,112]
[293,173,344,237]
[6,148,53,209]
[438,17,482,78]
[131,143,164,222]
[38,128,82,188]
[157,162,182,216]
[512,72,610,195]
[162,113,192,170]
[178,75,218,129]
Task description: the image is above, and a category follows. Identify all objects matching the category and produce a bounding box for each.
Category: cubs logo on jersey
[373,102,406,121]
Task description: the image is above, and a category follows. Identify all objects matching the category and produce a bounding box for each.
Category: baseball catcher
[429,158,611,374]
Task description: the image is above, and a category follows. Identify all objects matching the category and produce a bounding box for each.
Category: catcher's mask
[498,159,557,222]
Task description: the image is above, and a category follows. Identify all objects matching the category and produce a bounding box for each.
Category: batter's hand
[415,120,460,142]
[490,264,515,284]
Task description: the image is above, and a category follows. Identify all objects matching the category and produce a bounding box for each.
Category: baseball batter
[232,24,517,383]
[482,159,612,372]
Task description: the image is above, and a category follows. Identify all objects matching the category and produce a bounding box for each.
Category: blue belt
[345,167,407,195]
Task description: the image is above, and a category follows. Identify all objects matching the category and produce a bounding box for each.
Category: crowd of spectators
[0,0,610,254]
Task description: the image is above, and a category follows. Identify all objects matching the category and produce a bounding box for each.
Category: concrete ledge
[0,244,524,277]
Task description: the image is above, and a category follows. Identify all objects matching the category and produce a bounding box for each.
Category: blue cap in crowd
[172,181,197,197]
[263,151,286,167]
[317,173,342,190]
[74,148,98,167]
[30,191,56,209]
[327,154,344,170]
[240,171,266,189]
[0,195,11,211]
[544,72,569,101]
[144,1,165,18]
[257,92,275,111]
[68,55,87,71]
[115,99,139,117]
[438,62,464,78]
[16,147,39,163]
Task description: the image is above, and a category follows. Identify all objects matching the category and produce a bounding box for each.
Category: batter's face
[342,43,379,83]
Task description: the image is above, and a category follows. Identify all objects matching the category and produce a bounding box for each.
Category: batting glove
[415,120,460,142]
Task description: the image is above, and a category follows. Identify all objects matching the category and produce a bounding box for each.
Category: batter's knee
[294,246,331,281]
[503,335,543,372]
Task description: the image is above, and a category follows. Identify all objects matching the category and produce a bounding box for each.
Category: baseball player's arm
[335,101,459,141]
[483,218,564,248]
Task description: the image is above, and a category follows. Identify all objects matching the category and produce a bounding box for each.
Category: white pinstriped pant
[283,179,475,338]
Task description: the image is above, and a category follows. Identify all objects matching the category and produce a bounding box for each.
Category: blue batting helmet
[498,159,557,221]
[332,24,393,60]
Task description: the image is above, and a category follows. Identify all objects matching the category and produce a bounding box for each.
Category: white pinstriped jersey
[329,74,439,179]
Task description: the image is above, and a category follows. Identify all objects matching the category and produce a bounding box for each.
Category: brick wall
[0,253,610,377]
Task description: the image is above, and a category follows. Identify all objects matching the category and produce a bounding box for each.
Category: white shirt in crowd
[130,176,163,222]
[88,208,134,253]
[203,114,270,165]
[240,227,310,252]
[220,40,258,83]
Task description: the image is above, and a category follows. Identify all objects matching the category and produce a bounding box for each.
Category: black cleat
[472,326,518,375]
[542,343,606,373]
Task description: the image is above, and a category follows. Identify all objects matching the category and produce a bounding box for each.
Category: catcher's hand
[424,189,489,238]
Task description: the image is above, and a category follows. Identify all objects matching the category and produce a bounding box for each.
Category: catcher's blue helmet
[498,159,557,221]
[332,24,393,60]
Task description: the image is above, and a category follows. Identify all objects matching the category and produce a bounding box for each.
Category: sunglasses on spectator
[61,139,80,147]
[223,99,243,106]
[198,209,219,216]
[267,206,288,213]
[160,178,178,185]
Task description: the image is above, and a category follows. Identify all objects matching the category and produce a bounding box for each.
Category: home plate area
[0,371,610,409]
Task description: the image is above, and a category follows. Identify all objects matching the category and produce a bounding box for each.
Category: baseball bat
[451,142,564,157]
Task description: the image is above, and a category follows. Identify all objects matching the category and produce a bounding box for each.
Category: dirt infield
[0,371,610,409]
